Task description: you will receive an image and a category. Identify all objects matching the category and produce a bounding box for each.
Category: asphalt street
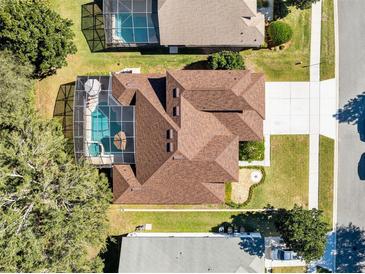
[336,0,365,272]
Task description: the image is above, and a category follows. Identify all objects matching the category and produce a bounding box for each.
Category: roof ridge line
[137,89,180,131]
[214,135,239,180]
[240,74,265,119]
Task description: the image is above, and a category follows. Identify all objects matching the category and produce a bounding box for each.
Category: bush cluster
[207,51,245,70]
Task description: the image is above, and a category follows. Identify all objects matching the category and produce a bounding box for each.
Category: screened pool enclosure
[103,0,160,46]
[73,76,135,167]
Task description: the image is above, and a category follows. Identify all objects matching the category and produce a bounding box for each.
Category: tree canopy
[0,0,77,78]
[288,0,320,9]
[275,205,329,262]
[208,51,245,70]
[0,51,112,272]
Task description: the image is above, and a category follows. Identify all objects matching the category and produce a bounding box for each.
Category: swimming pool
[74,76,136,165]
[87,104,135,163]
[114,7,159,43]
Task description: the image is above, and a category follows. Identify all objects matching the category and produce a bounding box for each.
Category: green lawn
[272,266,306,273]
[243,135,309,209]
[319,135,334,227]
[320,0,335,80]
[108,206,280,236]
[242,7,311,81]
[36,1,312,117]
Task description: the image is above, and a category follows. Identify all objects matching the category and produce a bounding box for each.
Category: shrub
[207,51,245,70]
[239,140,265,162]
[268,21,293,46]
[274,0,289,20]
[0,0,77,78]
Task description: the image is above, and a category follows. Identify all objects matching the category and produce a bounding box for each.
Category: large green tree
[276,205,329,262]
[0,51,112,272]
[0,0,77,78]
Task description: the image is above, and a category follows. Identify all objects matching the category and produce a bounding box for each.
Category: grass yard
[242,7,311,81]
[271,266,306,273]
[107,206,280,237]
[108,207,233,235]
[320,0,335,80]
[36,1,312,117]
[243,135,309,209]
[319,135,334,227]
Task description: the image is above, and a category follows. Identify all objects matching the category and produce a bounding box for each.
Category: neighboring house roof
[157,0,265,47]
[118,236,265,272]
[112,69,265,204]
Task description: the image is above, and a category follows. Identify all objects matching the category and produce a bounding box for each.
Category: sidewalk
[308,0,322,209]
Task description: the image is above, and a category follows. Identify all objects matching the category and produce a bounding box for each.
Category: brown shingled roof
[111,69,264,204]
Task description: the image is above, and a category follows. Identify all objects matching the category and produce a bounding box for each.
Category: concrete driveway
[264,80,336,138]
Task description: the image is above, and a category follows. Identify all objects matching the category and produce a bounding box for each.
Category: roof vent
[84,79,101,96]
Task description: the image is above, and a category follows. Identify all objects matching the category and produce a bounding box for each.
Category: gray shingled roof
[157,0,265,47]
[118,236,265,273]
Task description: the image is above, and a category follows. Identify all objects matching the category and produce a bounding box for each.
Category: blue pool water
[115,13,159,43]
[88,106,129,156]
[88,143,101,157]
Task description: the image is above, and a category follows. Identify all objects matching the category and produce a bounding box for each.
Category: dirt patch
[231,169,262,204]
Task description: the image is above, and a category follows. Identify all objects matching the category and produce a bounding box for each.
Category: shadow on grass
[183,60,209,70]
[53,82,75,154]
[210,209,282,237]
[336,223,365,273]
[100,235,125,273]
[81,2,106,52]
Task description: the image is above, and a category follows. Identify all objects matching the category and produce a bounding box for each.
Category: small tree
[275,205,329,262]
[268,21,293,46]
[208,51,245,70]
[288,0,320,10]
[0,0,77,78]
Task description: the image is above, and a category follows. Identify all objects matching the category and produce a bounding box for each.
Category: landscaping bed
[239,140,265,161]
[225,167,266,207]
